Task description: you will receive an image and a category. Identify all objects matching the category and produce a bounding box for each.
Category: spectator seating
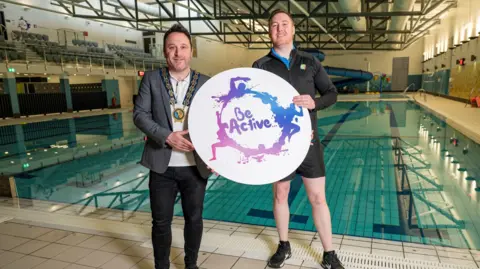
[0,39,26,61]
[12,30,49,42]
[107,43,162,69]
[5,30,165,70]
[72,39,99,48]
[26,39,121,67]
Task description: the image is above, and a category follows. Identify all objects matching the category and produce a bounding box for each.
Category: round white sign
[188,68,312,185]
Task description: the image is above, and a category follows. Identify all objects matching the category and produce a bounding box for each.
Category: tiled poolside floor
[0,198,479,269]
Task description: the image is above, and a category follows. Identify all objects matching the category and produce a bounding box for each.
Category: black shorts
[280,138,326,181]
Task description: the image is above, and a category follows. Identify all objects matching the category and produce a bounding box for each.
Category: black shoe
[321,251,344,269]
[267,241,292,268]
[186,267,198,269]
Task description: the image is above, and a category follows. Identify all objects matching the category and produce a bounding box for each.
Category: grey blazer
[133,69,211,179]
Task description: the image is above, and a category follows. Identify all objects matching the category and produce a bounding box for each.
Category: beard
[169,58,189,72]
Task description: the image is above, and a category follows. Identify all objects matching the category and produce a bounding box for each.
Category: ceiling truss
[33,0,459,50]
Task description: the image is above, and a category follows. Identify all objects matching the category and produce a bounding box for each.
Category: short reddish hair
[268,9,294,26]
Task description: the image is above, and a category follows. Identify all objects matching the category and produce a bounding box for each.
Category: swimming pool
[5,100,480,250]
[0,113,145,176]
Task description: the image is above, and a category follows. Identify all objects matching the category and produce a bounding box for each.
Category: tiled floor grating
[139,230,479,268]
[338,252,477,269]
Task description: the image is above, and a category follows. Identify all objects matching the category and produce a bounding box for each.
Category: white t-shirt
[168,73,196,167]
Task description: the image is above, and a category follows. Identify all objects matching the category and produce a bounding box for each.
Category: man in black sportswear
[252,9,344,269]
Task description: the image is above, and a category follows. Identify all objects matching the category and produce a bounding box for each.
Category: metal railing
[465,88,479,107]
[1,41,166,74]
[402,83,416,97]
[414,89,427,102]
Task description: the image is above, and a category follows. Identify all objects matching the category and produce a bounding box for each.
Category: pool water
[6,101,480,250]
[0,113,144,175]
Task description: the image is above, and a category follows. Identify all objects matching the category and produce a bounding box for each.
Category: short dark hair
[268,9,294,26]
[163,23,192,50]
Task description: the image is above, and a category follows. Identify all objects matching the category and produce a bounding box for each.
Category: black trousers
[149,166,207,269]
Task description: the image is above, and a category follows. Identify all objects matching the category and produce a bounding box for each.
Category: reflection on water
[0,113,145,175]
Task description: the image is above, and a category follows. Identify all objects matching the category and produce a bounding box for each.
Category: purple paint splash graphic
[209,76,304,163]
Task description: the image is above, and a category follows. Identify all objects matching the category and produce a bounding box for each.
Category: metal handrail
[424,71,435,77]
[465,88,478,107]
[3,37,165,73]
[403,83,416,97]
[414,89,427,102]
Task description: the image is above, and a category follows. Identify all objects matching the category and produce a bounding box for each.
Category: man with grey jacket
[133,24,210,269]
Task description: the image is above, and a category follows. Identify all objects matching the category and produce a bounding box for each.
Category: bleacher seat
[105,43,161,68]
[0,40,27,61]
[72,39,99,48]
[7,29,163,68]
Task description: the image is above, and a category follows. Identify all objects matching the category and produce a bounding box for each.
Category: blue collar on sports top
[271,45,295,69]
